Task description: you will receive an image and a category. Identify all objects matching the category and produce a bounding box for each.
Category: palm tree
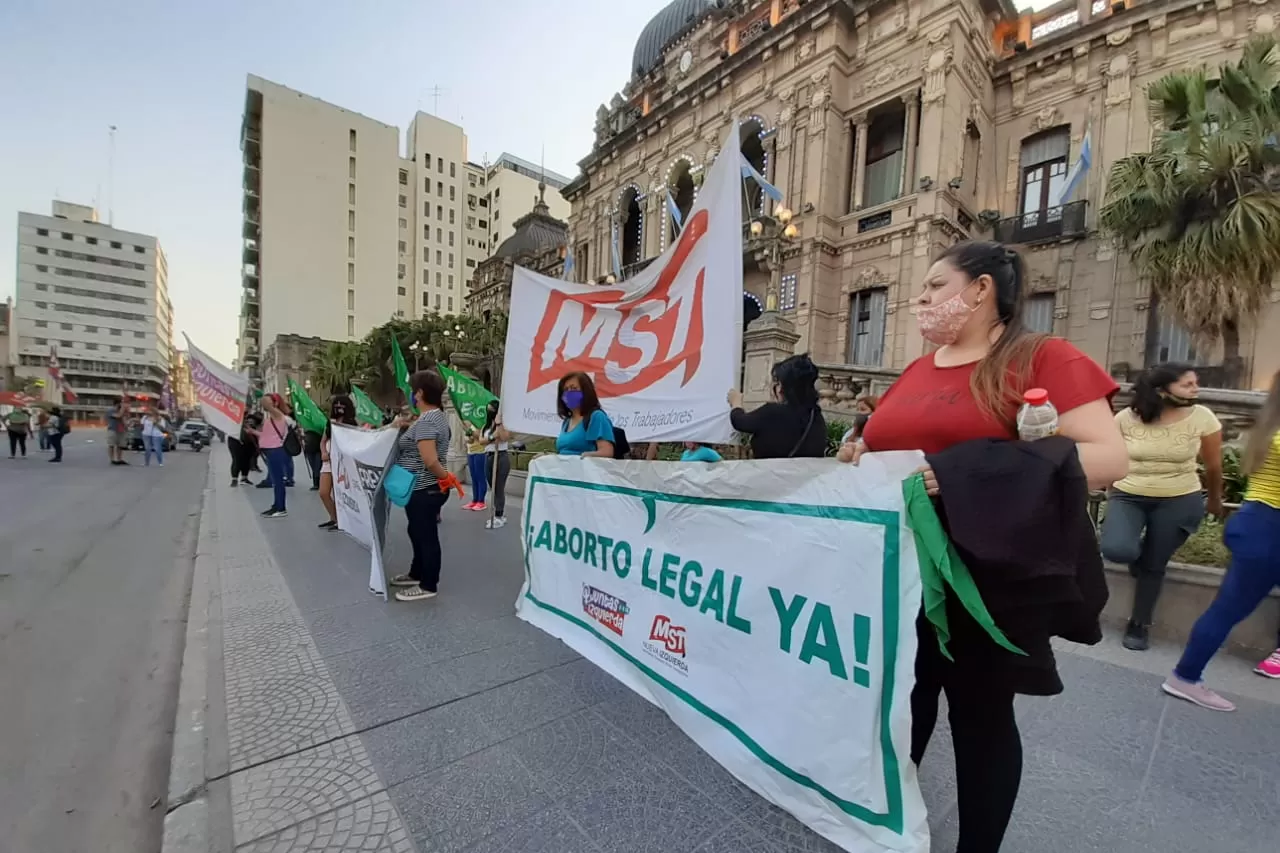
[308,341,367,395]
[1099,36,1280,386]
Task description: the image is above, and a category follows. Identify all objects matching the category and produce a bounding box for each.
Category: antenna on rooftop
[107,125,117,226]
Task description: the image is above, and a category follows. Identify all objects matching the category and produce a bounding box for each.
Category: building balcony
[621,258,656,279]
[243,161,260,194]
[242,191,260,219]
[243,239,259,266]
[993,200,1088,246]
[242,217,259,241]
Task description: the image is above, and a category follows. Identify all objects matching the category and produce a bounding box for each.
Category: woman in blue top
[555,372,615,458]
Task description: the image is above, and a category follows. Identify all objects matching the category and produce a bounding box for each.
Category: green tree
[1099,36,1280,385]
[308,341,367,395]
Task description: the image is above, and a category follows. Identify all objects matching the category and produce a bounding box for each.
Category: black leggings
[911,640,1022,853]
[405,487,450,592]
[8,430,27,457]
[228,437,255,478]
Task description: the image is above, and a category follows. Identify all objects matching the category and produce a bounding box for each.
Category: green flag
[391,337,415,411]
[350,386,383,427]
[287,378,328,434]
[437,362,497,429]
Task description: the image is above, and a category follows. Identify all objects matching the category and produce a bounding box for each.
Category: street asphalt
[198,447,1279,853]
[0,433,207,853]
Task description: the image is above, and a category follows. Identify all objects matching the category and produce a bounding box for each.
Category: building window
[398,263,406,278]
[423,269,429,285]
[110,328,121,336]
[848,288,887,366]
[110,241,122,249]
[435,294,442,309]
[449,186,456,201]
[437,227,443,242]
[436,250,443,265]
[1023,293,1056,333]
[424,153,432,168]
[347,289,355,310]
[448,275,454,288]
[348,237,356,258]
[436,272,442,286]
[35,337,47,344]
[348,210,356,231]
[348,184,356,205]
[479,198,488,208]
[438,160,444,174]
[448,253,454,268]
[61,232,73,240]
[450,162,456,178]
[349,129,357,152]
[1020,127,1070,223]
[467,216,476,228]
[448,297,454,311]
[780,274,798,312]
[86,342,98,351]
[133,330,145,338]
[422,292,430,308]
[1148,306,1198,364]
[466,258,476,268]
[864,108,907,208]
[437,205,443,221]
[448,231,454,246]
[35,265,48,273]
[478,219,487,229]
[399,195,406,208]
[110,345,121,353]
[437,181,444,197]
[86,237,97,245]
[449,209,455,224]
[347,315,355,336]
[36,246,48,254]
[399,169,408,185]
[350,157,357,179]
[347,263,355,285]
[133,347,145,355]
[34,320,47,328]
[398,286,406,295]
[134,245,145,254]
[399,217,407,228]
[494,210,500,222]
[85,325,97,332]
[398,240,406,253]
[494,187,501,199]
[60,322,72,330]
[424,201,430,216]
[36,228,48,236]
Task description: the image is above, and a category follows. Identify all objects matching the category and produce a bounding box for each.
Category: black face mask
[1160,390,1198,408]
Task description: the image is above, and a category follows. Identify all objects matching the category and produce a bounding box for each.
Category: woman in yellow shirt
[1162,371,1280,711]
[1100,364,1223,651]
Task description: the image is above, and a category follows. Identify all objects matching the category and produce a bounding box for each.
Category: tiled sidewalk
[205,464,1280,853]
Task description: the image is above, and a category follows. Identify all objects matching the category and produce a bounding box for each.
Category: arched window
[668,160,696,242]
[740,118,768,219]
[618,187,643,266]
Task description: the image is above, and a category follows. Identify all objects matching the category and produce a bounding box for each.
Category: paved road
[0,434,208,853]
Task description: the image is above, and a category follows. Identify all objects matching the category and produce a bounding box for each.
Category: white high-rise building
[238,76,561,380]
[11,201,173,422]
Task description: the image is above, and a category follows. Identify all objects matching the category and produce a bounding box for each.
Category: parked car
[177,420,213,445]
[127,423,175,452]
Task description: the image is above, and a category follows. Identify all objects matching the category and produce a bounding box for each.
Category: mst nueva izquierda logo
[526,210,709,398]
[644,614,689,676]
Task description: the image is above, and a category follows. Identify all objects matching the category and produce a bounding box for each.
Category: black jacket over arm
[924,436,1108,695]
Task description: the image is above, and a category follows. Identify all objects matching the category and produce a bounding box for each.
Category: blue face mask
[562,390,584,411]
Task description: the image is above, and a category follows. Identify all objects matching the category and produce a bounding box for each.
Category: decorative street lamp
[750,206,799,311]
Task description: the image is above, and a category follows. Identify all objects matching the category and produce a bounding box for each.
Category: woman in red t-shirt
[839,240,1127,852]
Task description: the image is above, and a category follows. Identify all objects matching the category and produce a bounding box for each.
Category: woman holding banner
[318,395,357,530]
[555,372,615,458]
[838,240,1128,853]
[389,371,453,602]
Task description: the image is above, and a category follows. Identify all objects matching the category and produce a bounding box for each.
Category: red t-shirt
[861,338,1118,455]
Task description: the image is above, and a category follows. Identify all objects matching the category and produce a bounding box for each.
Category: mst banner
[517,454,930,853]
[184,335,250,437]
[500,123,744,443]
[329,424,398,598]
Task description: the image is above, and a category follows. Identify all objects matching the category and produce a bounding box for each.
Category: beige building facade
[481,154,572,251]
[11,201,174,421]
[563,0,1280,393]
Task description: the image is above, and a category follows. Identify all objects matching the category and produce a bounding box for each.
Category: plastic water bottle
[1016,388,1058,440]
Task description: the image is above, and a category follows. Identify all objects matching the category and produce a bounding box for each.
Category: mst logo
[526,209,709,398]
[643,615,689,676]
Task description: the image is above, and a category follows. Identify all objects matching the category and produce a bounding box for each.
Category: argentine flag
[666,189,684,230]
[1052,128,1092,207]
[561,246,574,281]
[610,221,622,280]
[740,155,784,203]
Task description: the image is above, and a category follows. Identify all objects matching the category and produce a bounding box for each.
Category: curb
[162,457,216,853]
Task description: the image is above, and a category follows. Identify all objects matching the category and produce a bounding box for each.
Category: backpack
[58,417,71,435]
[612,427,631,460]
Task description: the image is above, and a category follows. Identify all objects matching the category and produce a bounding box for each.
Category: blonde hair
[1244,370,1280,475]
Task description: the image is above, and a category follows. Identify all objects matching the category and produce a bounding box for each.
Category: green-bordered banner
[516,453,930,852]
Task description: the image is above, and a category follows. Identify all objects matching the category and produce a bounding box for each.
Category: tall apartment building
[239,77,563,381]
[481,154,571,250]
[239,75,401,377]
[11,201,173,421]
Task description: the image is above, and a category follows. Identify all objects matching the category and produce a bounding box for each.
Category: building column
[742,312,801,408]
[852,114,869,210]
[899,92,919,198]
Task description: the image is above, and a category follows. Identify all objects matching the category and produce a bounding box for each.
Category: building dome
[494,187,568,260]
[632,0,721,78]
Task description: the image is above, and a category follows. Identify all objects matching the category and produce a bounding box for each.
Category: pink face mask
[916,285,977,346]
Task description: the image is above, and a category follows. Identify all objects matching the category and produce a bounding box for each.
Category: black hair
[772,353,820,410]
[935,240,1046,423]
[483,398,500,433]
[410,370,446,409]
[326,394,357,438]
[1131,362,1195,424]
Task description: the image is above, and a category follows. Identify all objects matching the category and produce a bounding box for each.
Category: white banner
[517,454,929,853]
[500,123,744,443]
[183,335,250,437]
[329,424,399,598]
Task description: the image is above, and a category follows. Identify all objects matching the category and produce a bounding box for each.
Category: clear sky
[1,0,1057,366]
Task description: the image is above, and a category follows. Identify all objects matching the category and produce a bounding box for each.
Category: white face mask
[916,283,977,346]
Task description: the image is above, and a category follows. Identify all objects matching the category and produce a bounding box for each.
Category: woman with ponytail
[838,240,1128,851]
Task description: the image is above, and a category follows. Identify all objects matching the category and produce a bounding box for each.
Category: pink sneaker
[1161,674,1236,712]
[1255,650,1280,679]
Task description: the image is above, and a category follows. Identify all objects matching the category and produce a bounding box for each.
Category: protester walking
[249,394,293,518]
[481,400,511,529]
[141,407,167,467]
[318,395,357,530]
[46,406,66,462]
[389,371,453,602]
[4,405,30,458]
[837,240,1128,853]
[555,372,615,457]
[1162,370,1280,711]
[463,423,488,511]
[106,400,128,465]
[727,353,827,459]
[1100,363,1223,651]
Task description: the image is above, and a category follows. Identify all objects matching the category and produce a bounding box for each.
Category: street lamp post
[750,206,798,312]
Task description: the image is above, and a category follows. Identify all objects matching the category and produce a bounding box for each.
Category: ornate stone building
[468,183,569,319]
[562,0,1280,397]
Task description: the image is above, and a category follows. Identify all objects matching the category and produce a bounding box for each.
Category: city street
[0,434,207,853]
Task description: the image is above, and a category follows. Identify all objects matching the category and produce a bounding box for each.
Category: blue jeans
[1174,501,1280,682]
[144,433,165,465]
[467,453,488,504]
[263,448,289,511]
